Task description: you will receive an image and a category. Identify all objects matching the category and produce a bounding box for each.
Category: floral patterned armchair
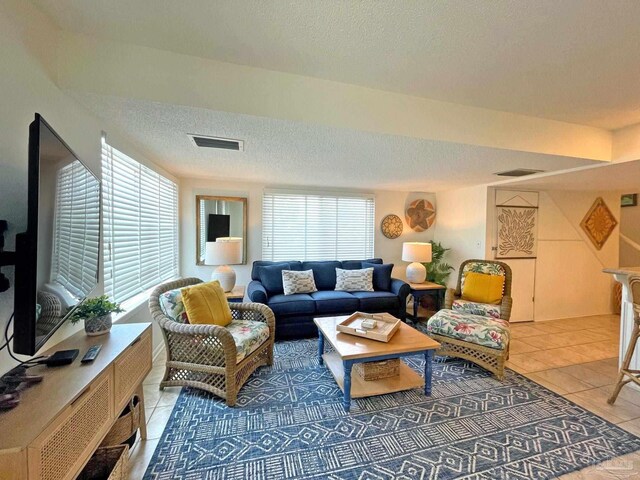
[444,259,513,321]
[423,260,513,379]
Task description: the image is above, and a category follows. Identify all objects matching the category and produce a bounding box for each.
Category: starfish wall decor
[405,199,436,232]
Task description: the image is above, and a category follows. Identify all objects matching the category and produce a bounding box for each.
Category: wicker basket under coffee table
[314,316,440,412]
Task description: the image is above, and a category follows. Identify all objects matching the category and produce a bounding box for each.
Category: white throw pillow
[282,269,318,295]
[335,268,374,292]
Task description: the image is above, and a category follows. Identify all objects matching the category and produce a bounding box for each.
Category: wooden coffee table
[314,316,440,412]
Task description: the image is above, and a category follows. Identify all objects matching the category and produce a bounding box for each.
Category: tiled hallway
[508,315,640,479]
[129,314,640,479]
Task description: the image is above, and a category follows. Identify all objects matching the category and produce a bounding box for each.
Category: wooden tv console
[0,323,152,480]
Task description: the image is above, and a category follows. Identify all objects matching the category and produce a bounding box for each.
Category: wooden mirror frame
[196,195,248,266]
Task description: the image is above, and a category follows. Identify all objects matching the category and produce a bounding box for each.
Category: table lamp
[205,237,242,292]
[402,242,432,284]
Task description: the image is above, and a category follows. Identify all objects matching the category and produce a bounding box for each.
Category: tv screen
[207,214,230,242]
[13,114,100,355]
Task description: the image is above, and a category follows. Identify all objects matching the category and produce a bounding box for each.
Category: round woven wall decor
[380,214,403,239]
[405,199,436,232]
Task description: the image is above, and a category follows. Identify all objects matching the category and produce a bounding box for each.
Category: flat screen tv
[207,214,230,242]
[12,114,101,355]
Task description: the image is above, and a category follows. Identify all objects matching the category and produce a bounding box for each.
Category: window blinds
[102,139,179,303]
[51,160,100,298]
[262,190,375,262]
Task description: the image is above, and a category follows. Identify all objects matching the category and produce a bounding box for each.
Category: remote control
[81,345,102,363]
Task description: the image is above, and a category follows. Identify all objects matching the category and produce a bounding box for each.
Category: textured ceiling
[69,93,599,191]
[500,159,640,192]
[33,0,640,130]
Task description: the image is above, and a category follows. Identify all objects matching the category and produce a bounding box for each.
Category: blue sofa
[247,258,410,340]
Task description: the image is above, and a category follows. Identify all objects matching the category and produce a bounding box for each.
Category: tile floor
[127,314,640,479]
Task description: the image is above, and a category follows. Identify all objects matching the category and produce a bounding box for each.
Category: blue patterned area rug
[144,339,640,479]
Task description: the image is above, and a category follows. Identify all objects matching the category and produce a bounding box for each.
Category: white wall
[0,1,168,374]
[179,177,436,285]
[534,191,619,320]
[612,122,640,163]
[432,185,489,287]
[487,188,620,322]
[535,191,620,320]
[620,199,640,267]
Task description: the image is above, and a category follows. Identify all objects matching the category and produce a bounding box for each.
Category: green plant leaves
[423,241,454,286]
[67,294,124,323]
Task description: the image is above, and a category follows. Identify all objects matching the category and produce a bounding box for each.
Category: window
[102,139,179,303]
[51,160,100,299]
[262,190,375,261]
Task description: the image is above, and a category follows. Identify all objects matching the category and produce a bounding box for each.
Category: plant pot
[84,313,112,336]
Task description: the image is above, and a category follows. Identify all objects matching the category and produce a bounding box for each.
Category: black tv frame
[12,114,101,356]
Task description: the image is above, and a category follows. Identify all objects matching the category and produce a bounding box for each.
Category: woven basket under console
[77,444,129,480]
[100,395,140,447]
[354,358,400,381]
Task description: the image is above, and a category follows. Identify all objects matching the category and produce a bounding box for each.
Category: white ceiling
[69,92,599,191]
[33,0,640,130]
[498,159,640,192]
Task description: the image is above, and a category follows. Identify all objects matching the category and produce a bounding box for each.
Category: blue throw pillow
[257,263,291,295]
[362,262,394,291]
[301,261,342,290]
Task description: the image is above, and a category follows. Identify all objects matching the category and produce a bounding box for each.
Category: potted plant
[69,295,124,336]
[423,241,454,286]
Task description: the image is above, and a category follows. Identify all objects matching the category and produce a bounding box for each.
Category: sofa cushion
[351,291,399,311]
[426,309,510,350]
[301,261,341,290]
[181,280,232,327]
[341,258,383,270]
[310,291,359,314]
[460,261,507,293]
[362,262,394,291]
[226,320,270,363]
[282,269,318,295]
[159,287,189,323]
[252,261,302,281]
[452,299,501,319]
[335,267,374,292]
[257,263,291,296]
[267,293,316,316]
[462,271,504,305]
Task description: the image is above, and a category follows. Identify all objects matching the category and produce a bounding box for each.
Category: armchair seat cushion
[351,291,399,311]
[268,293,316,316]
[227,320,271,363]
[310,291,359,314]
[452,299,501,319]
[426,309,510,350]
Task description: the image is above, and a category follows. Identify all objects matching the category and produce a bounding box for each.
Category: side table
[407,282,446,322]
[225,285,245,303]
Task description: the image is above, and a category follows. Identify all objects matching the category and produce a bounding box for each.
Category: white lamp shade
[402,242,432,263]
[205,239,242,265]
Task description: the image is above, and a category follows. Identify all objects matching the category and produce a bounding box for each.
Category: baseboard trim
[152,342,165,362]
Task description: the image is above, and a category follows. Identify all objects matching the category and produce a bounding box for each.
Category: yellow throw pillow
[462,271,504,305]
[181,281,232,327]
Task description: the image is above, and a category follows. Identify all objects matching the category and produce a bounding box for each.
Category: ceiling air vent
[495,168,545,177]
[188,134,244,151]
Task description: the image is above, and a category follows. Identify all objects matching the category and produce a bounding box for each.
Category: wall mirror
[196,195,247,265]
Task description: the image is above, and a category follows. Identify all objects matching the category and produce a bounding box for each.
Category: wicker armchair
[425,259,513,379]
[444,259,513,321]
[36,291,62,336]
[149,278,275,406]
